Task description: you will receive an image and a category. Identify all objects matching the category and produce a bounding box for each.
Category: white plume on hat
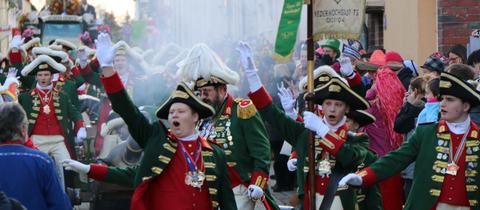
[53,39,77,50]
[110,41,151,73]
[298,65,348,91]
[48,44,63,51]
[112,40,130,53]
[176,43,239,85]
[21,37,41,51]
[32,47,68,63]
[21,54,66,76]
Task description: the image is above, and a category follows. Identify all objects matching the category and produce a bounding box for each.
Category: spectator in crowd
[0,103,71,210]
[79,0,96,19]
[421,57,445,78]
[448,44,467,65]
[416,78,440,125]
[394,76,426,134]
[363,53,406,209]
[467,49,480,79]
[385,51,413,90]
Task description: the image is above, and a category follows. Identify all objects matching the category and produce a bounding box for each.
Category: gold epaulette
[235,98,257,119]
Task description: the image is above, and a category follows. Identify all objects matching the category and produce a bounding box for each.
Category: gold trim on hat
[155,83,215,117]
[173,90,189,99]
[441,72,480,101]
[39,64,49,70]
[328,84,341,93]
[439,81,452,88]
[318,76,330,82]
[196,79,209,87]
[313,78,370,109]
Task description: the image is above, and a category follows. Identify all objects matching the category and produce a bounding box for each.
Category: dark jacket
[397,67,414,90]
[394,101,425,134]
[79,4,96,19]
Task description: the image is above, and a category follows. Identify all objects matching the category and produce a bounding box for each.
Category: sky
[30,0,136,22]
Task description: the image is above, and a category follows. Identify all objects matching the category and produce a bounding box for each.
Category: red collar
[437,120,479,138]
[221,94,233,116]
[335,123,349,140]
[167,132,213,151]
[32,87,58,96]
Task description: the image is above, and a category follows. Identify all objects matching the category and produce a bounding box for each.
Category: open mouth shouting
[172,121,180,127]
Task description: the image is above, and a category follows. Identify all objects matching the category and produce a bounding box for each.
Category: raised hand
[9,35,24,50]
[94,33,114,68]
[277,82,297,119]
[236,41,256,70]
[339,57,355,79]
[236,41,262,92]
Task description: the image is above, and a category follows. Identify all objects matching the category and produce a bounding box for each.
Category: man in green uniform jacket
[63,33,237,210]
[239,40,370,209]
[18,55,86,192]
[340,70,480,210]
[176,43,277,210]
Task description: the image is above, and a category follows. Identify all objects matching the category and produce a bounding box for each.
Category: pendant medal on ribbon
[179,140,205,188]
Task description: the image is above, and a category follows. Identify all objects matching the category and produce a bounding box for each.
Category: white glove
[77,49,88,69]
[338,173,363,187]
[277,82,297,120]
[236,41,256,70]
[0,67,19,92]
[7,67,17,79]
[94,33,114,68]
[236,41,262,92]
[9,35,23,49]
[76,127,87,144]
[62,159,91,174]
[287,158,297,171]
[339,57,355,79]
[303,111,329,137]
[247,184,264,200]
[52,73,59,82]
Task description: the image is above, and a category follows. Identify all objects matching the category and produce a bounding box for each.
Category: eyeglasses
[449,56,461,63]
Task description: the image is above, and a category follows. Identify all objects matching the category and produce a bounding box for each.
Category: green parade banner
[273,0,304,63]
[313,0,366,40]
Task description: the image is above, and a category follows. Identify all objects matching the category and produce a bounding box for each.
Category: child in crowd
[416,78,440,125]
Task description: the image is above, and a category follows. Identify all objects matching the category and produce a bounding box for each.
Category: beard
[211,95,224,112]
[203,94,224,113]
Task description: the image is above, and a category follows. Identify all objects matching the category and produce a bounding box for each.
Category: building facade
[0,0,33,56]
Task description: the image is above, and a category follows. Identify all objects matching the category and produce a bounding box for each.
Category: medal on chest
[185,171,206,188]
[39,90,53,115]
[179,141,205,188]
[446,163,459,176]
[446,130,469,176]
[317,159,332,175]
[43,105,51,114]
[202,116,234,150]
